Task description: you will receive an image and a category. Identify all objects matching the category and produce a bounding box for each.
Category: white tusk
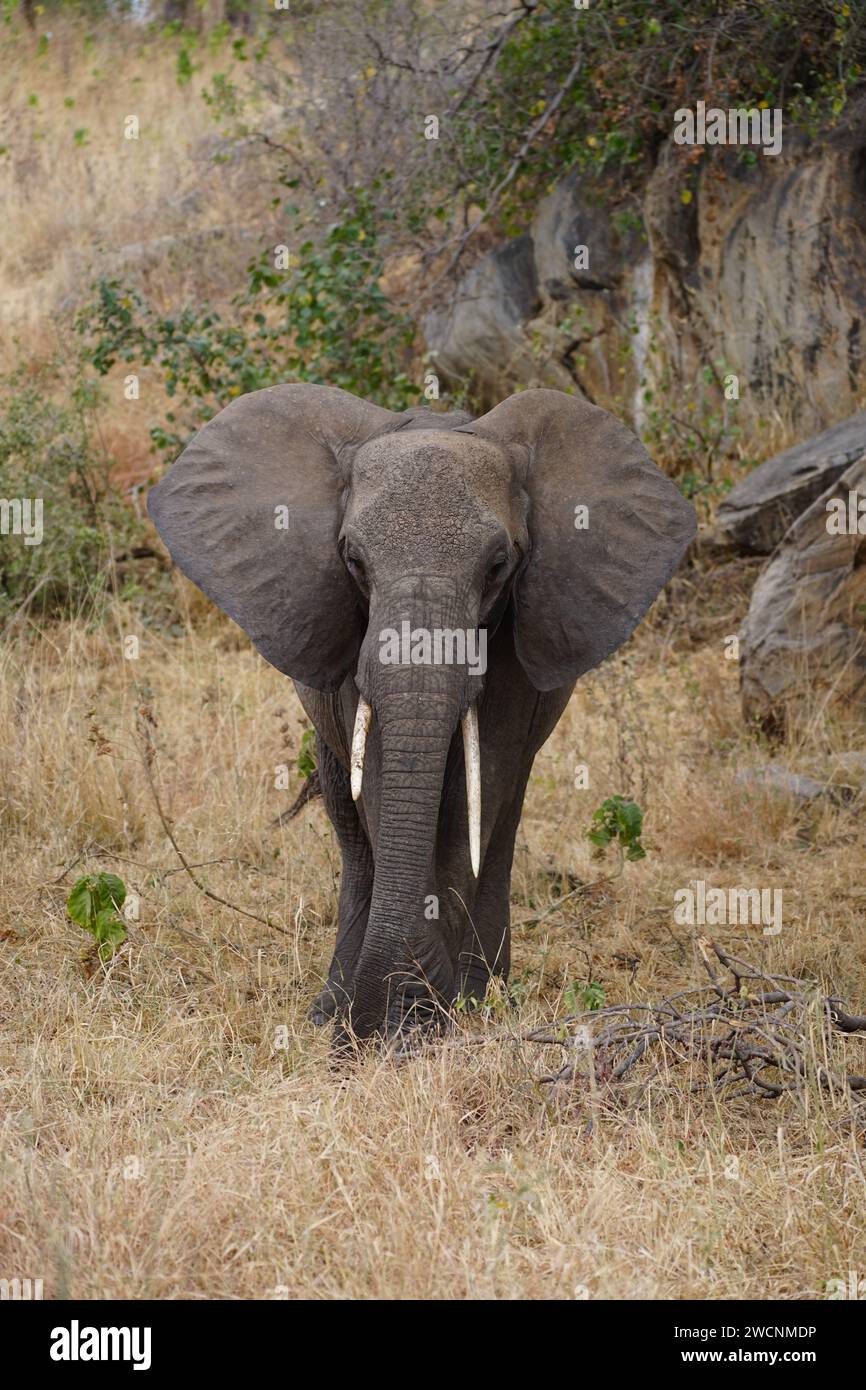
[350,696,372,802]
[461,703,481,878]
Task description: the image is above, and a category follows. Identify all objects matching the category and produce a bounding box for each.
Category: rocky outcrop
[426,174,648,412]
[739,453,866,728]
[642,117,866,441]
[425,103,866,438]
[425,235,545,394]
[716,410,866,554]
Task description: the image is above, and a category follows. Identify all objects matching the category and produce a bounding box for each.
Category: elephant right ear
[147,384,398,691]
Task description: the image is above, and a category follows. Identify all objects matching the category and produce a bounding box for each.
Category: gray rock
[644,108,866,439]
[831,752,866,777]
[734,764,829,800]
[109,225,260,274]
[716,411,866,554]
[531,169,643,301]
[425,180,644,410]
[734,761,865,805]
[424,235,541,401]
[739,453,866,727]
[423,100,866,437]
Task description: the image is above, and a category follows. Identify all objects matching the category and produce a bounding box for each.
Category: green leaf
[297,728,317,780]
[587,796,646,862]
[66,873,128,958]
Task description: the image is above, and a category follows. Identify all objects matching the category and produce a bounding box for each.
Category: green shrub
[0,364,142,625]
[76,193,419,461]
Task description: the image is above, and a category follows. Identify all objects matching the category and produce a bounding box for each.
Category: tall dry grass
[1,568,865,1299]
[0,16,272,366]
[1,10,865,1305]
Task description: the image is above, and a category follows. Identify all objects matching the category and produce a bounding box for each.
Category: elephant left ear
[147,384,401,691]
[469,389,696,691]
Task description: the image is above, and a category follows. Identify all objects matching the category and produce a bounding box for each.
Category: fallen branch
[456,941,866,1118]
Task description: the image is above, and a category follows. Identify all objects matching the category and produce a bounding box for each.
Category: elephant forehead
[353,430,512,495]
[349,429,515,539]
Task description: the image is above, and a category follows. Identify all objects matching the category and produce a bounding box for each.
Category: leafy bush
[446,0,864,226]
[0,364,142,624]
[210,1,865,254]
[587,795,646,863]
[76,194,419,460]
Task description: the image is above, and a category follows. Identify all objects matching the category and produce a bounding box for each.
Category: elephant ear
[470,389,696,691]
[148,383,399,691]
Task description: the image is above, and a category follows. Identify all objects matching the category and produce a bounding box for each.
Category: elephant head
[148,384,695,1039]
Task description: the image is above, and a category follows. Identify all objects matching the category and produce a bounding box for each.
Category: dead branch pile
[524,940,866,1113]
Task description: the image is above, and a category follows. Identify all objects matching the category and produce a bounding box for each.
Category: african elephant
[148,385,695,1047]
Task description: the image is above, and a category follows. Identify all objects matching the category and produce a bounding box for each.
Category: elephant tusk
[350,696,372,802]
[461,703,481,878]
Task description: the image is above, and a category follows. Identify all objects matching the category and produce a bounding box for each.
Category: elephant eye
[344,545,367,583]
[486,554,508,581]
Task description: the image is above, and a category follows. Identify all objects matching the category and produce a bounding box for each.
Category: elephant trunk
[344,590,481,1041]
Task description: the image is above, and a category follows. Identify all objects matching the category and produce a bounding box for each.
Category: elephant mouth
[350,693,481,878]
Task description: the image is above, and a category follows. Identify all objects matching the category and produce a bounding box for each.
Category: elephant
[147,384,696,1048]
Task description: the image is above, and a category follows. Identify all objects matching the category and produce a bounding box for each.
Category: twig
[520,875,611,929]
[135,712,291,937]
[452,941,866,1119]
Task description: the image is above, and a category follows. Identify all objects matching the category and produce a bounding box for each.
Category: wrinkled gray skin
[148,385,696,1048]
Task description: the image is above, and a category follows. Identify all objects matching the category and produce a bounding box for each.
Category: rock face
[425,235,545,396]
[425,174,647,412]
[644,119,866,438]
[739,454,866,728]
[716,410,866,554]
[424,102,866,437]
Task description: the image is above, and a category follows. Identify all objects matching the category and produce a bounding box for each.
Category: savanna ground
[2,9,866,1301]
[3,561,866,1300]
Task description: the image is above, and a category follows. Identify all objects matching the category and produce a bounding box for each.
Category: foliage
[76,195,418,459]
[66,871,127,960]
[564,979,607,1013]
[226,0,865,251]
[443,0,864,229]
[639,352,743,504]
[297,728,317,780]
[0,362,142,624]
[587,795,646,862]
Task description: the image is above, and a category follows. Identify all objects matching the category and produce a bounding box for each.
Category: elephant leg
[456,802,520,1004]
[310,736,374,1025]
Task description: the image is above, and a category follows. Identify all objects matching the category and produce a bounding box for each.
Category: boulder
[531,169,643,301]
[424,235,544,402]
[734,764,830,801]
[733,762,861,805]
[423,101,866,436]
[739,454,866,728]
[425,179,647,412]
[716,410,866,554]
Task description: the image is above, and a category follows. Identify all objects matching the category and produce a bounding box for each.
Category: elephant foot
[310,996,335,1027]
[310,980,351,1026]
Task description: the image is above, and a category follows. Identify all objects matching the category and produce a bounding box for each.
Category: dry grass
[1,575,865,1300]
[0,17,271,367]
[2,11,866,1306]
